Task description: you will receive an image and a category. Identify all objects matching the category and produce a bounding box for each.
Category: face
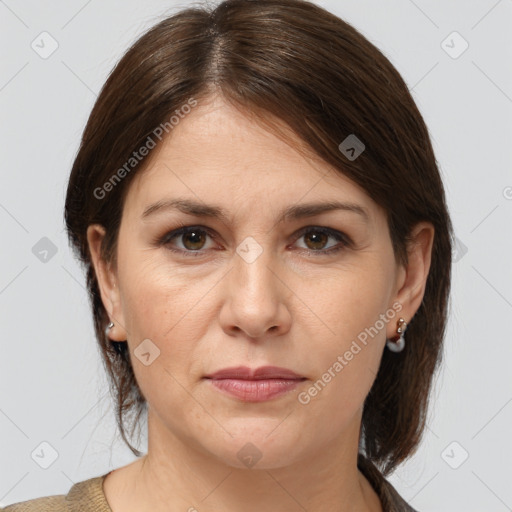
[91,95,414,470]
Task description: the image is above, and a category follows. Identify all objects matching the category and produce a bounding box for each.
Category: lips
[204,365,304,380]
[204,366,306,402]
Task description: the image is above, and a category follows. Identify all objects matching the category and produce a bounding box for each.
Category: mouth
[204,366,306,402]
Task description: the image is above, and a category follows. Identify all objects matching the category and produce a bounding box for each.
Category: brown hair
[64,0,453,475]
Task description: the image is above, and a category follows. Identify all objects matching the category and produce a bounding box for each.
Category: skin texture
[88,94,434,512]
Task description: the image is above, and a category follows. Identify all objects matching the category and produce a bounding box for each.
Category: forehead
[125,96,375,217]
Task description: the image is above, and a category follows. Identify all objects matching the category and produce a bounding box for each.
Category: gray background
[1,1,511,510]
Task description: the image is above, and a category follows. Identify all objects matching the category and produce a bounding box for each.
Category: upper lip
[205,366,304,380]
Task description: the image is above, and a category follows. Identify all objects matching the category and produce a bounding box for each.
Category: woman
[2,0,452,510]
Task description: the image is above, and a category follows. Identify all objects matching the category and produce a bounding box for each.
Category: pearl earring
[105,321,115,337]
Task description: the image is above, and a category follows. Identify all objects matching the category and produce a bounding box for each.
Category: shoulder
[358,454,419,512]
[1,473,112,512]
[1,495,67,512]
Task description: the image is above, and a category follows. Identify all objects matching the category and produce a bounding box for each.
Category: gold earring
[386,317,407,353]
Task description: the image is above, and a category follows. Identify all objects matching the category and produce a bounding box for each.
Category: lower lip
[207,378,304,402]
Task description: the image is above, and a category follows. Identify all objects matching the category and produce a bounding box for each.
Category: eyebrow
[141,198,369,224]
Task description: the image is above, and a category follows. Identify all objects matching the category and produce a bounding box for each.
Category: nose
[218,245,292,340]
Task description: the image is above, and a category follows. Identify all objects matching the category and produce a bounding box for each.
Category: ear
[86,224,128,342]
[388,221,435,337]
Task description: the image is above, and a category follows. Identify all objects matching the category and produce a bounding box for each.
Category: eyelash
[156,224,352,258]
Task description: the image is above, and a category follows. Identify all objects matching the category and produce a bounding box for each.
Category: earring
[105,321,115,338]
[386,317,407,353]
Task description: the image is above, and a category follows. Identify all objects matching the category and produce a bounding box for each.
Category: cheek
[115,262,210,417]
[116,254,227,400]
[294,267,390,414]
[118,252,214,338]
[297,264,390,349]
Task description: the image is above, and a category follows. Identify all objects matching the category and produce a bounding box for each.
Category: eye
[159,226,216,255]
[292,226,351,255]
[157,224,351,257]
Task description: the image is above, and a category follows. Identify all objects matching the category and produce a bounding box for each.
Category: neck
[107,409,381,512]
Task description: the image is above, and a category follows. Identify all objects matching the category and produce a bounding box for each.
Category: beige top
[1,455,417,511]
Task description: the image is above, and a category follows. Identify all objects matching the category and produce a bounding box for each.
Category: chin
[203,421,307,470]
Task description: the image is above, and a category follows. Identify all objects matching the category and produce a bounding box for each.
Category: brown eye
[303,231,329,250]
[161,226,216,254]
[294,227,350,255]
[181,230,207,250]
